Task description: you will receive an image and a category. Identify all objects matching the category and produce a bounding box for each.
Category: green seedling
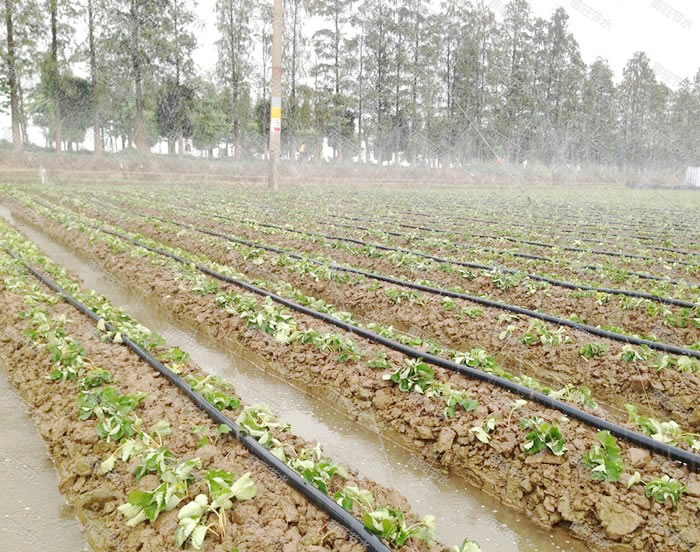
[520,416,567,456]
[583,431,624,482]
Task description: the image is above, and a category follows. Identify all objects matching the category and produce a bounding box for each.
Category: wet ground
[0,367,88,552]
[0,205,590,552]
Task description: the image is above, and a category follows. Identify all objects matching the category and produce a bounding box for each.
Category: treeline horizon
[1,0,698,171]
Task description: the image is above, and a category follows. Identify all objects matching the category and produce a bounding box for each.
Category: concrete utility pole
[268,0,283,191]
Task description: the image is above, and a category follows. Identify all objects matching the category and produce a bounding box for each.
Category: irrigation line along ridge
[394,210,700,250]
[66,193,695,295]
[56,196,699,353]
[210,211,688,285]
[74,192,690,284]
[329,213,696,266]
[4,247,392,552]
[38,220,699,471]
[123,205,698,310]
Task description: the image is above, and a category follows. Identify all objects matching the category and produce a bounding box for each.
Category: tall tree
[284,0,306,159]
[159,0,197,154]
[103,0,167,153]
[49,0,61,151]
[87,0,102,153]
[309,0,356,159]
[580,58,616,164]
[216,0,253,158]
[3,0,21,149]
[618,52,658,168]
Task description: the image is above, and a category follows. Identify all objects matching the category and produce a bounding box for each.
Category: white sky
[2,0,699,143]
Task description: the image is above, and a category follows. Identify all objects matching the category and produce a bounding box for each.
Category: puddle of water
[0,368,88,552]
[1,206,590,552]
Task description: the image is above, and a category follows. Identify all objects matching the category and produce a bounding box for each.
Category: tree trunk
[88,0,102,154]
[5,0,21,150]
[131,0,147,153]
[50,0,62,153]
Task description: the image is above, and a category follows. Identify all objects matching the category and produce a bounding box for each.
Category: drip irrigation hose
[36,223,699,471]
[26,195,699,353]
[211,213,685,285]
[395,211,700,253]
[331,213,695,266]
[102,221,699,358]
[62,193,692,309]
[4,247,392,552]
[138,209,697,310]
[72,192,691,284]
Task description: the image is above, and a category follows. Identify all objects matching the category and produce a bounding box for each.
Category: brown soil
[113,186,697,285]
[33,195,700,427]
[8,203,700,552]
[0,258,439,552]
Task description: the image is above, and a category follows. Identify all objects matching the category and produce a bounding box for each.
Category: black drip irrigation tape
[396,205,699,238]
[24,214,698,470]
[393,210,700,251]
[116,205,698,311]
[4,247,392,552]
[332,214,695,266]
[75,192,693,284]
[215,211,690,291]
[47,194,697,312]
[216,212,686,285]
[107,219,698,357]
[26,194,691,290]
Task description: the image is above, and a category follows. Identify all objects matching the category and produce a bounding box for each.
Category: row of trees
[1,0,698,169]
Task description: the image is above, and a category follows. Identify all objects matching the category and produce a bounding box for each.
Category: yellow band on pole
[271,106,282,118]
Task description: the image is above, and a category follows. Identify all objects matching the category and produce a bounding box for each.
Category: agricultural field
[0,180,698,552]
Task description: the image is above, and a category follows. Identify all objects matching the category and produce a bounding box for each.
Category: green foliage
[520,417,567,456]
[579,342,609,359]
[334,486,374,511]
[287,445,348,494]
[367,352,392,370]
[618,344,652,363]
[363,508,436,548]
[625,405,699,449]
[450,541,482,552]
[644,475,687,507]
[470,417,496,444]
[490,270,523,291]
[442,384,478,418]
[549,384,597,409]
[521,320,569,346]
[79,368,113,390]
[118,458,201,526]
[384,287,426,305]
[185,375,240,411]
[236,404,289,459]
[383,358,435,394]
[583,431,624,482]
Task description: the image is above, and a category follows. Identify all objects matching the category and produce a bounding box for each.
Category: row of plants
[61,185,700,305]
[0,217,482,551]
[16,195,637,419]
[159,187,698,291]
[1,248,255,550]
[14,196,700,466]
[39,197,700,495]
[14,185,700,549]
[340,210,698,269]
[59,193,700,379]
[13,193,700,446]
[89,188,699,347]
